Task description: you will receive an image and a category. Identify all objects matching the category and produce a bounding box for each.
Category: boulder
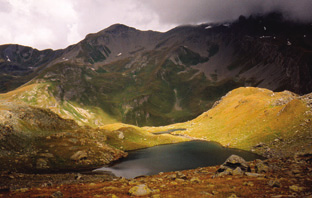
[70,150,87,161]
[245,172,264,177]
[217,155,250,172]
[51,191,63,198]
[232,167,244,176]
[255,159,270,173]
[289,185,304,192]
[129,184,152,196]
[36,158,49,169]
[216,168,233,177]
[268,179,281,187]
[190,177,201,183]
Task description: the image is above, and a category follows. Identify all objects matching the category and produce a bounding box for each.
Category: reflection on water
[94,141,264,179]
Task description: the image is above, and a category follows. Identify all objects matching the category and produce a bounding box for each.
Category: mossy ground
[100,123,188,150]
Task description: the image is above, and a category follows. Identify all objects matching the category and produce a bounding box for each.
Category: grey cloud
[1,0,312,50]
[140,0,312,25]
[0,0,12,13]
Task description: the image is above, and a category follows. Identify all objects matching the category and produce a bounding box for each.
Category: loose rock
[70,151,87,161]
[51,191,63,198]
[36,158,49,169]
[289,185,304,192]
[268,179,281,188]
[129,184,152,196]
[232,167,244,176]
[190,177,201,183]
[255,160,270,173]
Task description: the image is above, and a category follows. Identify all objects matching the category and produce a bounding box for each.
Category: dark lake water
[94,140,264,179]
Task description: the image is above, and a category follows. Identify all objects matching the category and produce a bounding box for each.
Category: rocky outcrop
[216,155,251,177]
[215,155,271,177]
[0,103,127,173]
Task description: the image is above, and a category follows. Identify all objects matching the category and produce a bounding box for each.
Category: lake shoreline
[2,153,311,197]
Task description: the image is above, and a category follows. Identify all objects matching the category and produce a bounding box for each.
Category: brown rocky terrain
[0,151,311,197]
[0,102,127,173]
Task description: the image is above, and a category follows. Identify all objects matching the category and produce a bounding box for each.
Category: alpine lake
[94,140,264,179]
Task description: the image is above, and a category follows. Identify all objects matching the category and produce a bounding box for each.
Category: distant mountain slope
[0,45,64,92]
[1,12,312,126]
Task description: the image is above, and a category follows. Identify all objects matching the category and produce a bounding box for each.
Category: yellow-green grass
[2,84,310,152]
[100,123,189,150]
[144,87,311,150]
[0,83,118,127]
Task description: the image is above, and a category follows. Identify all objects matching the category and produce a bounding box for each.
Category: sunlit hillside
[144,87,312,153]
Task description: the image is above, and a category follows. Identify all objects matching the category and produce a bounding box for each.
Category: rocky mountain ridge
[1,12,312,126]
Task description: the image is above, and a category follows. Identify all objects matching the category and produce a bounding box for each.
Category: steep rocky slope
[0,102,126,173]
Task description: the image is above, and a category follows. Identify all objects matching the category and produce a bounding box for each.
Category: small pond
[94,140,264,179]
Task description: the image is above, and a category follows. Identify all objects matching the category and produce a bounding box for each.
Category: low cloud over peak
[141,0,312,24]
[0,0,311,50]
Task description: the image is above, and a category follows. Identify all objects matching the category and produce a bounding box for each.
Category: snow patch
[117,53,122,56]
[260,36,271,39]
[6,56,11,62]
[205,25,212,29]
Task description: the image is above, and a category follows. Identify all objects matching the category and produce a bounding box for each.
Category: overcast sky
[0,0,311,50]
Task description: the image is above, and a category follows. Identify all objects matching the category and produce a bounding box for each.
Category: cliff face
[1,13,312,126]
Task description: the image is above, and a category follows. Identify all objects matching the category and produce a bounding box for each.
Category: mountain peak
[101,23,137,34]
[84,24,138,40]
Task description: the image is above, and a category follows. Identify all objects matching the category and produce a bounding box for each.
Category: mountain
[1,12,312,126]
[0,45,63,92]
